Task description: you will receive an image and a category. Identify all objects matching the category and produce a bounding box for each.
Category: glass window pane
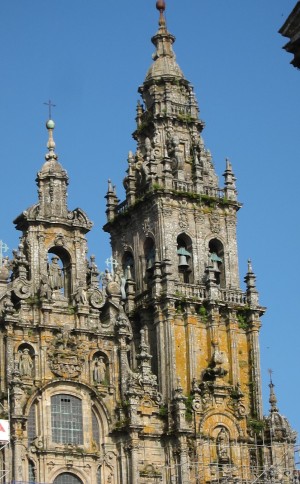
[51,394,83,445]
[92,409,100,443]
[27,404,36,443]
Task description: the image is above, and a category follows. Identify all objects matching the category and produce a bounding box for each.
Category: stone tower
[0,2,297,484]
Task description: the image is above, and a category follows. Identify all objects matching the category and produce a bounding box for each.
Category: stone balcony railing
[134,283,246,308]
[115,183,226,217]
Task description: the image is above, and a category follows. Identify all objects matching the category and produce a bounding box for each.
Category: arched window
[27,403,36,443]
[92,409,100,444]
[209,239,225,287]
[28,459,35,482]
[53,473,83,484]
[177,234,193,283]
[51,395,83,445]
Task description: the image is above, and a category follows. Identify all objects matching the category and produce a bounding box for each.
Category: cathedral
[0,1,298,483]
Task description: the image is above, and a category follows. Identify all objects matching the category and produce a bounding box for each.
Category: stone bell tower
[104,1,297,482]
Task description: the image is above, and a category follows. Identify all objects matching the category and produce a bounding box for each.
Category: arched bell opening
[122,250,135,281]
[144,237,155,285]
[209,238,225,288]
[177,234,193,283]
[47,247,72,300]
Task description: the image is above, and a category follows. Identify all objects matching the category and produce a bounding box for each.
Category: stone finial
[107,179,113,193]
[244,259,256,290]
[45,119,58,162]
[156,0,166,27]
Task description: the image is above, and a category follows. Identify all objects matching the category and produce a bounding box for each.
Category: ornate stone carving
[210,212,221,233]
[54,233,65,246]
[89,288,105,309]
[47,329,85,378]
[142,217,154,236]
[12,279,32,300]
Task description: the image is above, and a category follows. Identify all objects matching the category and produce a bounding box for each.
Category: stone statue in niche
[93,357,107,384]
[18,349,33,378]
[48,256,63,291]
[217,427,230,463]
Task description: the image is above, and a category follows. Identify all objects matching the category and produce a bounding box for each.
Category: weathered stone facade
[0,3,298,483]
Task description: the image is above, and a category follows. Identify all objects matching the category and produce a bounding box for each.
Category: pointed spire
[244,259,259,307]
[145,1,183,81]
[223,158,237,201]
[268,369,279,413]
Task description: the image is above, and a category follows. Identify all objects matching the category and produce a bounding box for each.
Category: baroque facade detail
[0,2,297,483]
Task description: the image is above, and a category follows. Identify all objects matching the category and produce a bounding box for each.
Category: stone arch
[177,232,193,283]
[208,237,225,287]
[52,471,84,484]
[48,246,72,299]
[199,411,242,440]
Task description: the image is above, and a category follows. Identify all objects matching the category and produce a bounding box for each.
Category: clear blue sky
[0,1,299,440]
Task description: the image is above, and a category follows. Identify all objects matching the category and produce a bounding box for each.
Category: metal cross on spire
[0,240,9,269]
[268,368,273,383]
[44,99,56,119]
[105,256,118,276]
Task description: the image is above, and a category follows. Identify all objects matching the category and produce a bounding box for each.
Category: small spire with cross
[0,240,9,269]
[268,368,278,413]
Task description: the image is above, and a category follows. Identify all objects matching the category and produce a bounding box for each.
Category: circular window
[53,473,83,484]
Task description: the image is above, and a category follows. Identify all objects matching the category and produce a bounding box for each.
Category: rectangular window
[51,394,83,445]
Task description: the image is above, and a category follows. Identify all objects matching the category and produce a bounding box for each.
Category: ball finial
[46,119,55,130]
[156,0,166,12]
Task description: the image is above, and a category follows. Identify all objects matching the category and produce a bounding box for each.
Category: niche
[92,352,109,387]
[47,247,72,299]
[16,343,35,379]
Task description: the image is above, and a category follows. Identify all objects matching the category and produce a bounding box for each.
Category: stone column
[248,316,263,419]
